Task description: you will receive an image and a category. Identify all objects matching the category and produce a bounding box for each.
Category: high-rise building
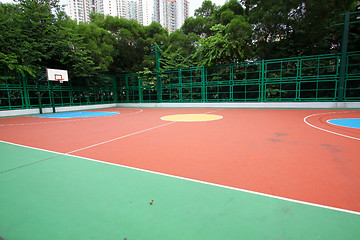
[116,0,129,18]
[64,0,153,26]
[65,0,91,23]
[153,0,189,32]
[129,0,138,19]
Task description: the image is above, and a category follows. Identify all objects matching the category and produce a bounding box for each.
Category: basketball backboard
[46,68,68,83]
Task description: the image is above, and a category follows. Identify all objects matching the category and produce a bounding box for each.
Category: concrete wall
[0,104,117,117]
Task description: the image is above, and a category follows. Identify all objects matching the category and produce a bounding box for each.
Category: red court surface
[1,108,359,213]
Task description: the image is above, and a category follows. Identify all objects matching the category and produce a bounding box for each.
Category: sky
[0,0,228,17]
[191,0,227,16]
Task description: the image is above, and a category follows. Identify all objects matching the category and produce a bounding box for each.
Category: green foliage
[90,14,169,73]
[161,31,198,69]
[0,0,97,83]
[244,0,357,58]
[182,0,218,38]
[193,16,253,66]
[181,16,214,38]
[195,0,218,17]
[214,0,244,24]
[0,0,358,87]
[74,22,115,73]
[0,0,60,76]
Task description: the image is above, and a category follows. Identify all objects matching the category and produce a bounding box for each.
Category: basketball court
[0,107,360,239]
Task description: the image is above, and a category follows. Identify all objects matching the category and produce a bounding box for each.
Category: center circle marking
[161,114,223,122]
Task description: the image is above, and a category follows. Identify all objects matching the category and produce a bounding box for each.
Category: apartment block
[64,0,153,26]
[154,0,189,32]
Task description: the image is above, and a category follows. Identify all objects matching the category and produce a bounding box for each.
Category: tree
[181,16,214,38]
[161,30,198,69]
[74,21,115,73]
[0,0,61,75]
[213,0,245,25]
[0,0,97,84]
[195,0,218,17]
[182,0,218,38]
[193,20,253,66]
[90,15,168,73]
[243,0,357,59]
[0,3,23,72]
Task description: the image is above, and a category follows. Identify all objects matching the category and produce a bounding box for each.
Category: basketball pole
[338,11,350,102]
[37,77,43,114]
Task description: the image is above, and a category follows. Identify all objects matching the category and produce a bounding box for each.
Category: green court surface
[1,141,360,240]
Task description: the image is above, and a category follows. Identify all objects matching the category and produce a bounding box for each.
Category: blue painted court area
[31,111,119,119]
[327,118,360,129]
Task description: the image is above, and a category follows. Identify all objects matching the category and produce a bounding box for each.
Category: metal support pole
[37,78,43,114]
[338,11,350,102]
[151,42,163,102]
[260,60,265,102]
[201,66,206,102]
[155,46,161,102]
[112,76,118,103]
[179,69,183,101]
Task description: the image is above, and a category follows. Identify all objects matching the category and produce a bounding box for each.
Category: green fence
[1,52,360,111]
[118,51,360,103]
[0,72,118,111]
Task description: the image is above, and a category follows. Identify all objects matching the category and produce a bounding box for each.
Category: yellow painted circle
[161,114,223,122]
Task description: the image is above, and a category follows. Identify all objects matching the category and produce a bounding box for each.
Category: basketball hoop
[47,69,69,83]
[55,75,64,83]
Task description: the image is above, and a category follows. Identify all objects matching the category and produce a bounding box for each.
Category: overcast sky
[0,0,228,17]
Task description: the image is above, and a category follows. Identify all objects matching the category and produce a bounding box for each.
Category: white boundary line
[0,109,143,127]
[1,139,359,216]
[67,120,177,154]
[67,109,222,154]
[303,111,360,141]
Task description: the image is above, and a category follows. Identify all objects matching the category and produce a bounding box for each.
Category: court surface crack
[0,155,59,175]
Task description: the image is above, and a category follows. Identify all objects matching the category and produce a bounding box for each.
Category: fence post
[125,75,129,102]
[69,87,74,105]
[179,69,183,102]
[338,11,350,102]
[138,74,143,103]
[112,75,118,103]
[201,66,206,102]
[230,65,234,101]
[21,75,30,108]
[260,60,265,102]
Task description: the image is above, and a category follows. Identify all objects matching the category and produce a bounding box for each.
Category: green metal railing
[117,52,360,103]
[0,73,118,111]
[1,52,360,111]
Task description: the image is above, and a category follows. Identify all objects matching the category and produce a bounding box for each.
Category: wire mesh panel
[345,52,360,101]
[180,68,204,102]
[141,73,158,103]
[160,69,181,102]
[232,62,262,101]
[206,66,231,101]
[72,90,90,105]
[0,88,24,109]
